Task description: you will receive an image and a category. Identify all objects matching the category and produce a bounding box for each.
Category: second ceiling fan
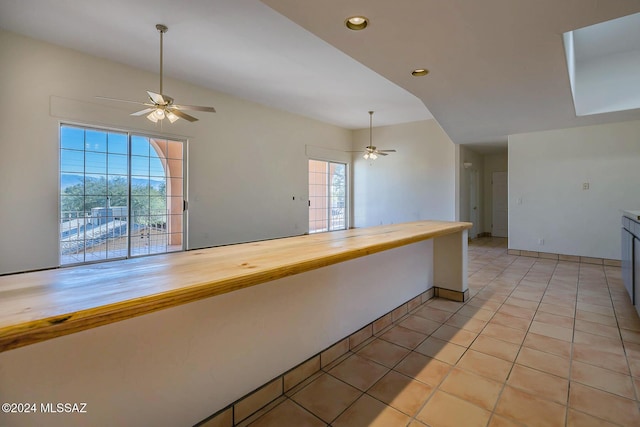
[355,111,396,160]
[97,24,216,124]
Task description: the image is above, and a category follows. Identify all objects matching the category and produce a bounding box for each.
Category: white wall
[483,152,508,234]
[509,120,640,259]
[352,119,456,227]
[0,241,433,427]
[0,30,352,274]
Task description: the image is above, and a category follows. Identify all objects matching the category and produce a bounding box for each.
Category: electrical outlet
[538,238,544,245]
[583,182,590,190]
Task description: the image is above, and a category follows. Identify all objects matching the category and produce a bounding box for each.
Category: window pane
[131,177,150,195]
[60,149,84,173]
[108,154,128,175]
[60,195,84,217]
[131,196,150,216]
[151,178,166,196]
[85,152,107,174]
[85,175,107,196]
[108,133,128,154]
[151,139,167,159]
[61,173,84,193]
[167,158,183,178]
[107,176,128,206]
[166,140,183,159]
[149,156,165,177]
[131,135,150,156]
[85,130,107,152]
[167,178,182,198]
[61,239,85,265]
[61,126,85,150]
[85,195,107,212]
[149,196,167,213]
[131,155,149,176]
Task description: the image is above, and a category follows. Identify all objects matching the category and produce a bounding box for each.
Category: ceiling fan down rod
[156,24,168,97]
[369,110,374,147]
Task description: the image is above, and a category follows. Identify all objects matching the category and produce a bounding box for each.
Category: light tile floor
[247,238,640,427]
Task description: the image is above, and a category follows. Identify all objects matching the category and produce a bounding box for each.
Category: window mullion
[127,133,132,259]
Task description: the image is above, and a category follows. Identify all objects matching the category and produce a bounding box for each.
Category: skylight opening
[563,12,640,116]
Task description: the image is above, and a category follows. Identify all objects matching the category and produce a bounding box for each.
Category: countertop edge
[0,221,472,353]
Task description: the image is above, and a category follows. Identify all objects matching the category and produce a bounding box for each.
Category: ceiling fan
[97,24,216,123]
[353,111,396,160]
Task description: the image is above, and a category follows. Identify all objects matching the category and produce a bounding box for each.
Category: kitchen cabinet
[622,211,640,317]
[622,225,633,302]
[635,237,640,317]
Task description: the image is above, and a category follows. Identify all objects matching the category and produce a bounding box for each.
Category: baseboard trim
[434,287,469,302]
[508,249,621,267]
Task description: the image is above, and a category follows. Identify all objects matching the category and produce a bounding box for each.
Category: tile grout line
[481,252,560,426]
[564,260,581,427]
[568,261,638,427]
[603,263,639,404]
[347,241,516,425]
[316,293,443,425]
[410,243,534,425]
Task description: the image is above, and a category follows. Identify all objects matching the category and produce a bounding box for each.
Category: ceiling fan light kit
[96,24,216,124]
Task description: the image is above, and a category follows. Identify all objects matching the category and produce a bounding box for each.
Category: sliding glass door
[59,124,184,265]
[308,159,347,233]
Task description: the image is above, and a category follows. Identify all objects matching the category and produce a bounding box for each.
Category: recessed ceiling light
[345,16,369,30]
[411,69,430,76]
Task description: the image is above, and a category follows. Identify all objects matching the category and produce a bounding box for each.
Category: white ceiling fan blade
[169,108,198,122]
[172,104,216,113]
[95,96,149,106]
[147,91,170,105]
[377,152,389,156]
[131,107,157,116]
[378,149,396,152]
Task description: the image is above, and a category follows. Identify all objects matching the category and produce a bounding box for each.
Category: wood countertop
[0,220,471,353]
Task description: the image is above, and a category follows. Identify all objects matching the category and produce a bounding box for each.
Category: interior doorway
[469,169,479,239]
[492,171,508,237]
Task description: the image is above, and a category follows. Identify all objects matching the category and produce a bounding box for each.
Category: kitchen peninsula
[0,220,470,427]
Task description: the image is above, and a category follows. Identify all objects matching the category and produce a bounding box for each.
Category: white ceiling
[1,0,640,145]
[0,0,430,129]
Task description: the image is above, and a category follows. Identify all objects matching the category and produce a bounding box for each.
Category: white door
[492,171,508,237]
[469,169,479,239]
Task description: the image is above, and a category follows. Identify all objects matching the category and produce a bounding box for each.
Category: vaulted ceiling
[1,0,639,146]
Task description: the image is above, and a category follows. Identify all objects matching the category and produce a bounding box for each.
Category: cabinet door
[635,237,640,317]
[622,228,633,302]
